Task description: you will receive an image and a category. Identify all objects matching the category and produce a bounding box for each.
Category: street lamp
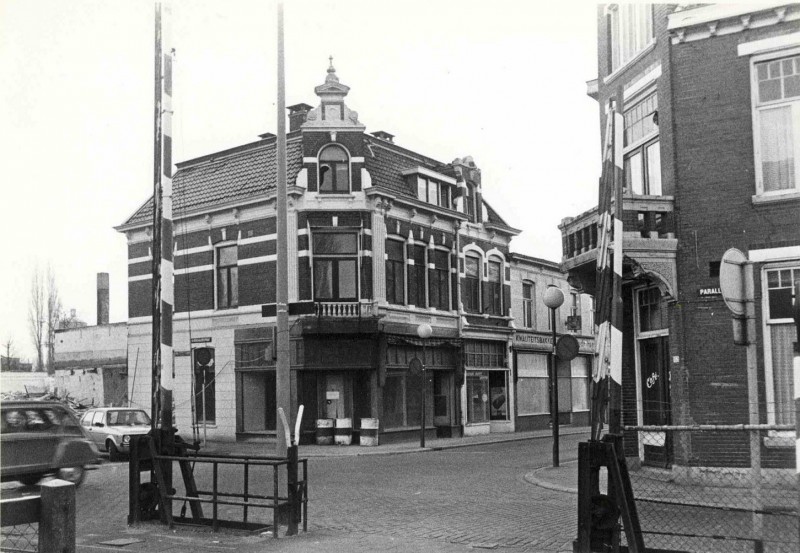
[416,323,433,448]
[543,286,565,467]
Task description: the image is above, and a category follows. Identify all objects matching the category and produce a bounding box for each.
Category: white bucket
[359,418,379,446]
[315,418,334,445]
[334,418,352,445]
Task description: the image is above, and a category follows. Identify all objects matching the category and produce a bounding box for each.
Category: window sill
[314,192,356,201]
[603,41,657,85]
[752,190,800,205]
[763,431,795,448]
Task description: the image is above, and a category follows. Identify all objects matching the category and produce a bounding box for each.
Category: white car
[79,408,151,461]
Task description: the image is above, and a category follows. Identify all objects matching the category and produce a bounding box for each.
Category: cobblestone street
[63,433,584,552]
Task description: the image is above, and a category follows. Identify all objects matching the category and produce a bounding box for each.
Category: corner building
[117,63,522,443]
[559,4,800,468]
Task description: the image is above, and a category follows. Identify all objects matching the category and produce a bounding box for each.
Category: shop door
[324,374,347,419]
[640,336,671,467]
[433,371,453,427]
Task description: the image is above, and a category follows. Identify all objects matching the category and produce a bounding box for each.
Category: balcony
[559,195,678,297]
[314,301,379,318]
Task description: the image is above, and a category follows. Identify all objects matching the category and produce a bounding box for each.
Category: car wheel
[19,474,42,486]
[107,440,120,462]
[57,466,86,487]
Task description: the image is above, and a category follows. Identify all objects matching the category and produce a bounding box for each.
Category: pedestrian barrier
[359,418,379,446]
[315,418,334,445]
[334,417,352,445]
[620,425,799,553]
[1,479,76,553]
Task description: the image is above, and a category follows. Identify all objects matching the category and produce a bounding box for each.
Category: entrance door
[433,371,453,428]
[323,374,347,419]
[640,336,671,466]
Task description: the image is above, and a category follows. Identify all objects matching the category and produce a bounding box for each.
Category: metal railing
[314,301,376,317]
[622,425,799,553]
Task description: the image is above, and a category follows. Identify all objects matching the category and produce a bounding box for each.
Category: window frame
[318,144,351,194]
[749,48,800,198]
[463,253,481,313]
[522,280,535,328]
[311,230,360,302]
[385,238,406,306]
[608,3,655,74]
[194,365,216,424]
[428,248,451,311]
[216,243,239,310]
[486,256,503,315]
[417,175,452,209]
[623,89,661,196]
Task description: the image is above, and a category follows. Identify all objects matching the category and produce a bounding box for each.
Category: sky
[0,0,601,361]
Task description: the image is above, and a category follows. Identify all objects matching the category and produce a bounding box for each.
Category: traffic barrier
[315,419,334,445]
[334,418,352,445]
[359,418,379,446]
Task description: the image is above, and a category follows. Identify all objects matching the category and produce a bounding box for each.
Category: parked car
[0,400,99,487]
[79,407,152,461]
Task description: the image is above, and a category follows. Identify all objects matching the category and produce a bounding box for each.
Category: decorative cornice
[669,3,800,44]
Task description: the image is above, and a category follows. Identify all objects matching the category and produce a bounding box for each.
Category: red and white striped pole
[793,279,799,525]
[608,101,624,436]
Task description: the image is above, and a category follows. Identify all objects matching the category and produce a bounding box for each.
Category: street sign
[190,337,212,344]
[556,334,580,362]
[719,248,748,316]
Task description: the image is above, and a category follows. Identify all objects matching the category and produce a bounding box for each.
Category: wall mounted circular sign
[408,357,423,375]
[556,334,580,362]
[720,247,748,316]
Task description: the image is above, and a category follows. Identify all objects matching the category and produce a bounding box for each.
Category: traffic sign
[556,335,580,362]
[719,248,749,316]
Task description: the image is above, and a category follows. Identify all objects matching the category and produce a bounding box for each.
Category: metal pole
[551,308,560,467]
[421,342,426,449]
[275,1,291,457]
[792,279,800,547]
[150,1,163,434]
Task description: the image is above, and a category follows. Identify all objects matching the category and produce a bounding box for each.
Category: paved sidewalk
[200,426,591,458]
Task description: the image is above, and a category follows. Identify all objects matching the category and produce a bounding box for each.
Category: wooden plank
[0,496,41,527]
[147,438,174,527]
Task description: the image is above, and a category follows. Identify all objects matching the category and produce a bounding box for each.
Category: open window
[318,145,350,193]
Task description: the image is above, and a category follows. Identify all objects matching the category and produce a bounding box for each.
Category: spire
[303,58,365,131]
[326,56,339,84]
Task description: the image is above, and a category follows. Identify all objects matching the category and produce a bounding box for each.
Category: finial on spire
[325,56,339,84]
[328,56,335,72]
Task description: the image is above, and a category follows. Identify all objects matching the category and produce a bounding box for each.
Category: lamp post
[417,323,433,448]
[543,286,565,467]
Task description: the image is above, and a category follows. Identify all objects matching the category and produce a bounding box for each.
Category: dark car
[0,400,99,487]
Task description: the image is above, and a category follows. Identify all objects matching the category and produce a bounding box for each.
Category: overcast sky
[0,0,600,361]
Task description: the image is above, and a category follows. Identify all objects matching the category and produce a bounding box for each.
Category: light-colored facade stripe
[175,244,211,256]
[129,274,153,282]
[129,256,153,264]
[161,260,174,306]
[239,233,276,246]
[174,265,213,275]
[239,255,276,266]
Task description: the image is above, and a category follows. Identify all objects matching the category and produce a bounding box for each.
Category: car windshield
[106,410,151,426]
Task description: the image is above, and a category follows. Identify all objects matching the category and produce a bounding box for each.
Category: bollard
[39,479,76,553]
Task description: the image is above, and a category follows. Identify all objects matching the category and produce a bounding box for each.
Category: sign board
[325,391,340,400]
[719,248,748,316]
[190,337,212,344]
[408,357,423,375]
[556,335,580,362]
[698,287,721,297]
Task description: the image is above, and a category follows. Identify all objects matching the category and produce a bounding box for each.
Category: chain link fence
[0,522,38,553]
[621,425,799,553]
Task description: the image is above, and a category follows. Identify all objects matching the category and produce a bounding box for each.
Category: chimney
[97,272,109,325]
[372,131,394,143]
[258,132,276,140]
[287,103,313,132]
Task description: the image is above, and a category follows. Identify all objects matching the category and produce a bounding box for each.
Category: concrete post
[39,479,76,553]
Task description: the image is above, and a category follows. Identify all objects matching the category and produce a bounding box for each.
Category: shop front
[462,339,513,436]
[513,331,594,432]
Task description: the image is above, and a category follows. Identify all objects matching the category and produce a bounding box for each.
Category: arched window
[463,253,481,313]
[318,145,350,193]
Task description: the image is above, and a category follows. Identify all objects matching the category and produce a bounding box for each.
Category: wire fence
[621,425,799,553]
[0,522,38,553]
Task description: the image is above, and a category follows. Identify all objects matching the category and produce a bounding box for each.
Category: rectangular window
[466,372,490,424]
[312,232,358,301]
[382,371,433,430]
[416,175,450,208]
[407,244,426,307]
[486,259,502,315]
[463,255,481,312]
[194,366,216,424]
[464,340,506,368]
[753,54,800,195]
[609,3,654,72]
[623,91,661,196]
[517,353,549,415]
[522,281,535,328]
[571,356,591,412]
[429,249,450,310]
[764,265,799,426]
[385,239,405,305]
[217,245,238,309]
[638,287,666,332]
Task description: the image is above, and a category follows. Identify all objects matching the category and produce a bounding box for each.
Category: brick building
[117,62,590,444]
[559,4,800,467]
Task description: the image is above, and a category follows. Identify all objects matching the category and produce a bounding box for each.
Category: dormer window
[404,167,457,209]
[319,145,350,193]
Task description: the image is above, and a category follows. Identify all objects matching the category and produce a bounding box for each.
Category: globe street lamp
[543,286,565,467]
[416,323,433,448]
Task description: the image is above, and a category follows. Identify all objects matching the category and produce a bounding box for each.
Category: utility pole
[275,1,291,457]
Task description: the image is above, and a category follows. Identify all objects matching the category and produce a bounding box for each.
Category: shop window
[608,3,654,72]
[486,257,503,315]
[216,245,238,309]
[318,145,350,193]
[429,249,450,311]
[385,239,405,305]
[571,356,591,412]
[623,91,661,196]
[489,371,508,420]
[765,266,799,425]
[752,54,800,196]
[407,244,426,307]
[382,370,433,430]
[312,231,358,301]
[464,340,506,368]
[463,253,481,312]
[466,372,490,424]
[522,281,535,328]
[516,353,549,415]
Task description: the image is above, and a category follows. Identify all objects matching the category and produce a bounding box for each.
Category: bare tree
[1,336,14,371]
[28,266,45,372]
[46,266,61,374]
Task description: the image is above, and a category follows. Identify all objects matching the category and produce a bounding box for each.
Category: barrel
[359,418,379,446]
[334,418,352,445]
[315,418,334,445]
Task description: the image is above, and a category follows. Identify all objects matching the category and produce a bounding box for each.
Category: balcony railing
[314,301,378,318]
[559,195,676,262]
